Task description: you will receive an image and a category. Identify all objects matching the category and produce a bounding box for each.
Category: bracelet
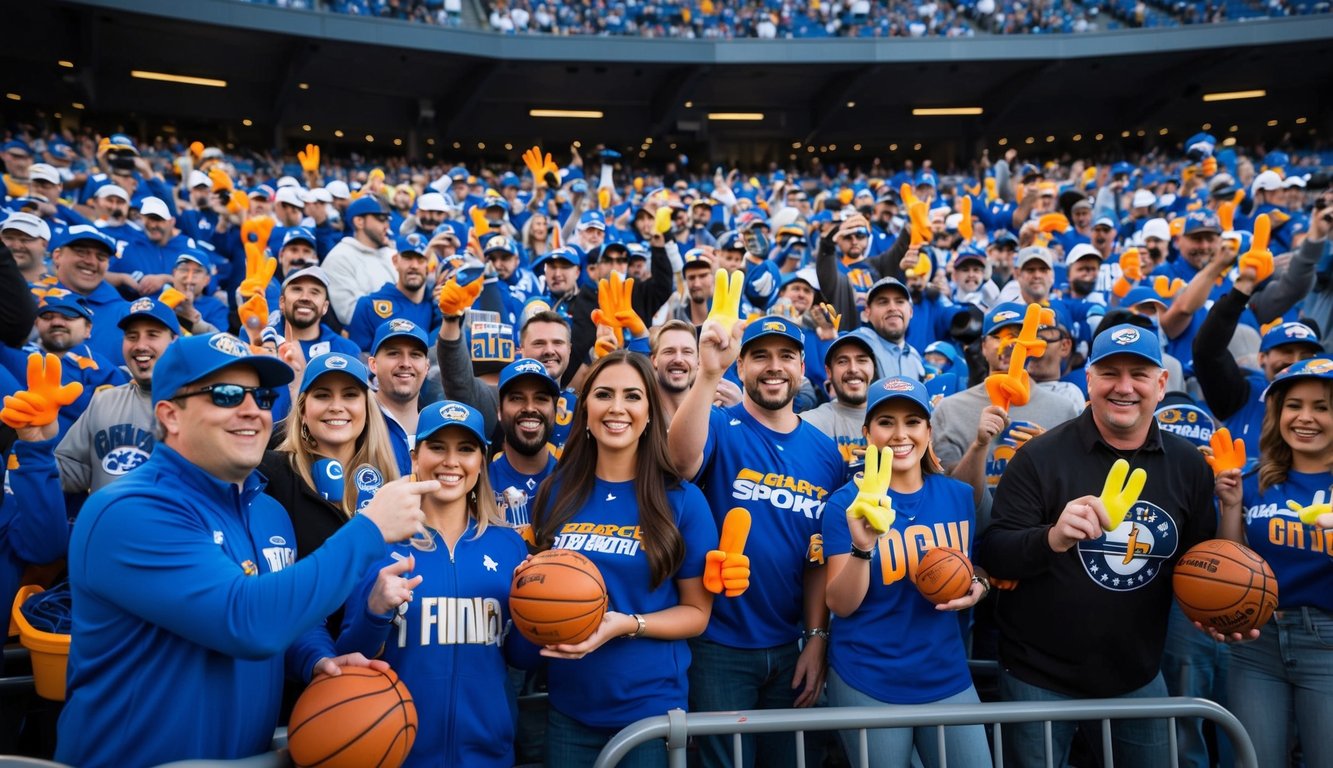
[803,627,830,641]
[440,313,464,324]
[850,545,873,560]
[628,613,647,638]
[972,575,991,597]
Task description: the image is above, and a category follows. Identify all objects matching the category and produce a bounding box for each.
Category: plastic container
[11,584,70,701]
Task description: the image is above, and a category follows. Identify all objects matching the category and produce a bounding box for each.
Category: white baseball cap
[417,192,448,212]
[187,170,211,189]
[1251,170,1283,194]
[28,163,60,186]
[309,188,333,203]
[1131,189,1156,209]
[274,186,306,209]
[1141,217,1171,242]
[275,175,301,189]
[95,184,130,202]
[140,196,172,219]
[2,212,51,240]
[325,180,351,199]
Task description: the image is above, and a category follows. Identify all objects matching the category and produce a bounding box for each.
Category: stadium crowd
[2,120,1332,768]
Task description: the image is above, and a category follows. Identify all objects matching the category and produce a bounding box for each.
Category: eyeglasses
[601,256,629,265]
[847,232,869,240]
[173,383,279,410]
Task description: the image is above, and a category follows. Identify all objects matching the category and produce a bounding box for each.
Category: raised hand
[238,245,277,301]
[705,268,744,333]
[238,293,270,345]
[241,216,276,264]
[703,508,752,597]
[367,554,423,615]
[1205,428,1246,476]
[298,143,320,174]
[849,444,895,535]
[208,167,234,193]
[958,195,973,242]
[437,274,483,317]
[522,146,552,186]
[1238,214,1274,284]
[1287,492,1332,526]
[0,353,83,431]
[1153,275,1186,299]
[908,201,931,248]
[1100,458,1147,530]
[1218,190,1245,232]
[1112,248,1144,298]
[592,272,647,342]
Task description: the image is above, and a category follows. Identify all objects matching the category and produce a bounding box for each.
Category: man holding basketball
[57,332,438,768]
[975,324,1216,768]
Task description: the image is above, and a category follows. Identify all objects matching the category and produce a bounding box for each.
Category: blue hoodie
[1,438,68,616]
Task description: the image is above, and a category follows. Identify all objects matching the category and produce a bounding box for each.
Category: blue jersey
[694,405,845,648]
[42,281,132,366]
[380,407,414,478]
[551,389,578,458]
[822,473,975,704]
[298,325,362,361]
[114,234,201,280]
[58,445,388,768]
[1223,370,1269,449]
[546,478,715,728]
[1242,470,1333,612]
[346,283,443,354]
[337,522,536,768]
[490,452,556,529]
[1,439,68,616]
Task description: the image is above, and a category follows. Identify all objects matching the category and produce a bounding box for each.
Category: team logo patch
[102,447,150,476]
[515,359,544,375]
[389,318,417,332]
[1304,358,1333,375]
[992,310,1019,323]
[762,320,786,332]
[439,403,470,422]
[355,465,383,493]
[209,333,250,358]
[1111,327,1141,345]
[1077,501,1178,592]
[1155,405,1214,447]
[1283,324,1315,340]
[324,354,349,369]
[883,379,914,392]
[129,297,155,312]
[373,300,394,319]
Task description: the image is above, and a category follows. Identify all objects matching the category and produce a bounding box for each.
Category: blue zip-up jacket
[1,438,68,616]
[337,521,538,768]
[346,282,443,353]
[57,445,388,768]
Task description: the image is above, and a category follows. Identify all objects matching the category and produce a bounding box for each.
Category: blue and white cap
[151,332,293,406]
[1259,322,1321,353]
[740,315,804,353]
[865,376,933,419]
[300,352,371,394]
[498,357,559,397]
[1261,356,1333,401]
[416,400,489,448]
[1088,324,1163,367]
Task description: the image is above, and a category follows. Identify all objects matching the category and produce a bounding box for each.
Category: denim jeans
[998,668,1171,768]
[544,706,666,768]
[826,668,993,768]
[1228,607,1333,768]
[687,637,803,768]
[1162,603,1233,768]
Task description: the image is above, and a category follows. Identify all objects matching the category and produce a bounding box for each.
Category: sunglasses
[173,383,279,410]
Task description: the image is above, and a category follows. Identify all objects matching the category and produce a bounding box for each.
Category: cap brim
[741,329,804,352]
[373,331,429,353]
[417,420,489,448]
[500,371,560,396]
[1088,349,1161,367]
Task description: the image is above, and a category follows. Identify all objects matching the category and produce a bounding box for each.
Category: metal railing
[593,697,1258,768]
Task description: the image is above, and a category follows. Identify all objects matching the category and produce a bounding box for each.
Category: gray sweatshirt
[930,382,1082,484]
[800,399,867,469]
[56,381,156,494]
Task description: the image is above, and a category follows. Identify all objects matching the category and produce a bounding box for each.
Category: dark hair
[520,310,571,344]
[1259,377,1333,493]
[531,350,685,589]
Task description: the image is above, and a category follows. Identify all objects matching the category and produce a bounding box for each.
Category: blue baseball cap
[498,357,559,397]
[1121,286,1168,310]
[174,249,209,269]
[346,196,391,221]
[151,332,294,406]
[626,243,649,262]
[914,171,939,189]
[866,276,909,303]
[104,134,139,155]
[1181,210,1221,236]
[37,294,94,322]
[864,376,933,420]
[740,315,804,353]
[716,230,745,251]
[989,230,1018,248]
[1088,323,1163,367]
[416,400,489,448]
[52,224,117,254]
[823,333,875,370]
[300,352,371,394]
[954,245,986,267]
[1261,356,1333,400]
[118,297,182,336]
[534,246,584,272]
[1260,322,1322,353]
[280,226,317,251]
[395,233,429,255]
[2,139,32,156]
[484,236,517,256]
[371,318,429,354]
[577,210,606,231]
[984,303,1027,336]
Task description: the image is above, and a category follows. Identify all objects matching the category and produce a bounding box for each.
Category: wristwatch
[850,545,873,560]
[972,574,992,597]
[803,627,830,641]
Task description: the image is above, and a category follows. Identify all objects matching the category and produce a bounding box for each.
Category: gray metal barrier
[592,697,1258,768]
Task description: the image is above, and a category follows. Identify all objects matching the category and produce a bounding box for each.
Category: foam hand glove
[1081,166,1097,187]
[1205,428,1246,477]
[985,370,1031,410]
[983,177,998,202]
[958,195,973,242]
[238,244,277,300]
[1153,275,1186,299]
[705,268,744,333]
[469,206,491,237]
[1100,458,1147,530]
[704,508,752,597]
[593,331,619,360]
[437,275,483,316]
[241,215,276,257]
[908,201,931,248]
[298,143,320,174]
[654,206,674,235]
[849,444,895,534]
[1286,494,1332,526]
[986,304,1048,410]
[159,286,188,309]
[908,250,932,279]
[1238,214,1274,284]
[1217,190,1245,232]
[1038,212,1070,234]
[1201,156,1218,178]
[522,146,552,186]
[0,353,83,429]
[189,141,205,161]
[238,293,269,343]
[591,272,648,341]
[1112,248,1143,298]
[366,167,386,193]
[900,183,919,210]
[807,533,825,565]
[598,188,612,211]
[541,157,561,189]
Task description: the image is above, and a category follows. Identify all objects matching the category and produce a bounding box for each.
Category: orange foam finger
[719,507,752,555]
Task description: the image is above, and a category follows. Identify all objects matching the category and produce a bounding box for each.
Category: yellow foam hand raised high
[1100,459,1147,530]
[591,271,647,341]
[0,353,83,430]
[1217,190,1245,232]
[1239,214,1274,284]
[849,444,895,534]
[238,239,277,300]
[958,195,973,242]
[1205,428,1246,477]
[703,508,752,597]
[908,201,931,248]
[1037,212,1070,234]
[983,177,998,202]
[437,274,483,317]
[654,206,674,235]
[1153,275,1186,299]
[298,143,320,174]
[1286,493,1332,526]
[900,183,919,210]
[705,268,744,333]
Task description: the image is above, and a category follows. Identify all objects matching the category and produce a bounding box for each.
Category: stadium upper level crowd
[240,0,1329,36]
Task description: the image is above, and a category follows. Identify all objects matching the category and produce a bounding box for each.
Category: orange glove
[986,304,1050,410]
[900,183,919,210]
[226,187,250,216]
[1112,248,1143,298]
[0,353,83,429]
[985,370,1031,410]
[958,195,973,242]
[238,293,269,344]
[1153,276,1186,299]
[1238,214,1274,284]
[159,286,188,309]
[598,188,612,211]
[298,144,320,174]
[522,146,553,187]
[238,246,277,301]
[1205,428,1246,476]
[591,271,648,341]
[470,206,491,237]
[189,141,205,161]
[209,167,234,193]
[241,215,276,256]
[1201,156,1218,178]
[1217,190,1245,232]
[1037,212,1070,234]
[704,508,752,597]
[437,275,483,316]
[908,201,931,248]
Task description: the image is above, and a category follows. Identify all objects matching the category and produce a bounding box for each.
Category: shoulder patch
[373,300,394,319]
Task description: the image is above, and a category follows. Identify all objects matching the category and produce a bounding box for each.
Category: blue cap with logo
[577,210,606,231]
[740,315,804,353]
[499,357,559,397]
[346,196,391,221]
[53,224,117,254]
[1260,322,1321,353]
[300,352,371,394]
[1089,323,1163,367]
[1154,403,1216,448]
[395,233,429,255]
[823,333,875,370]
[372,318,429,354]
[1181,210,1221,236]
[865,375,933,420]
[280,226,317,251]
[118,297,182,336]
[151,332,294,406]
[1261,356,1333,400]
[984,303,1027,336]
[533,246,584,273]
[38,294,94,322]
[866,276,909,303]
[416,400,489,448]
[989,230,1018,248]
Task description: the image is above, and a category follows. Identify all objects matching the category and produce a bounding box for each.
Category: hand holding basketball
[1048,496,1110,552]
[538,611,637,660]
[361,477,438,543]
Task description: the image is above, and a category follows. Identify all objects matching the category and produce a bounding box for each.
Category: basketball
[1173,539,1279,635]
[913,547,974,605]
[288,666,417,768]
[510,549,608,646]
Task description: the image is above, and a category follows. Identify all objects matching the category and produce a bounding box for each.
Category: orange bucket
[11,585,70,701]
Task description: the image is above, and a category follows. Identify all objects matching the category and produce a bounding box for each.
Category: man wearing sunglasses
[58,332,436,768]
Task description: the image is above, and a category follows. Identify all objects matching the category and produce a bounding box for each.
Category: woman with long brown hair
[527,349,716,768]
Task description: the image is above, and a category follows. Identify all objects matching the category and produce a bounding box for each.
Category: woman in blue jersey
[528,350,716,768]
[1214,357,1333,768]
[823,376,993,768]
[337,400,535,768]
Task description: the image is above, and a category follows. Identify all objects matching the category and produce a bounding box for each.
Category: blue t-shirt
[1242,470,1333,612]
[822,473,976,704]
[1223,370,1269,449]
[695,405,845,648]
[546,477,715,729]
[490,452,556,529]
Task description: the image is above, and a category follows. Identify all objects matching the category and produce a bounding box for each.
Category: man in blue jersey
[490,357,559,535]
[368,318,432,475]
[669,314,845,768]
[346,234,441,352]
[57,332,435,768]
[47,225,131,365]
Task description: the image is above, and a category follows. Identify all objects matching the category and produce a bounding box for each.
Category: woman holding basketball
[528,350,716,768]
[337,400,535,768]
[822,376,993,768]
[1213,358,1333,768]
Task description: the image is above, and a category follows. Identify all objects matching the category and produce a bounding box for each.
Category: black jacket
[259,450,351,567]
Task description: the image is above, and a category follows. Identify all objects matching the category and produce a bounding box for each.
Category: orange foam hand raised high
[985,303,1051,410]
[703,508,752,597]
[241,216,276,266]
[237,244,277,301]
[1153,276,1186,299]
[908,201,931,248]
[1205,428,1246,477]
[1217,190,1245,232]
[1238,214,1274,284]
[437,273,483,317]
[1100,459,1147,530]
[705,269,744,333]
[848,444,895,535]
[238,293,270,345]
[591,271,647,343]
[957,195,973,242]
[522,146,555,188]
[0,353,83,430]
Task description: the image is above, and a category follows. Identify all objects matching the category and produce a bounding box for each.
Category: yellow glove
[849,444,895,534]
[437,275,483,316]
[1217,190,1245,232]
[598,188,612,211]
[705,269,744,333]
[958,195,973,242]
[703,508,752,597]
[159,286,188,309]
[1287,498,1332,526]
[900,183,918,210]
[1100,458,1147,530]
[238,246,277,301]
[909,251,931,279]
[1112,248,1143,298]
[298,143,320,174]
[654,206,674,235]
[0,353,83,429]
[1205,428,1246,477]
[209,167,234,193]
[983,177,998,203]
[1153,275,1186,299]
[1081,166,1097,186]
[238,293,269,344]
[908,201,931,248]
[1239,214,1274,284]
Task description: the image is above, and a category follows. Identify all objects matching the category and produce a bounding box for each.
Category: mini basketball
[1173,539,1278,635]
[288,666,417,768]
[913,547,974,605]
[510,549,608,645]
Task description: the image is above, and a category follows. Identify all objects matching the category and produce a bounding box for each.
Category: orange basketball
[510,549,608,645]
[288,666,417,768]
[1174,539,1278,635]
[913,547,974,605]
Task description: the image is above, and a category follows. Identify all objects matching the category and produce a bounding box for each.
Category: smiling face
[1176,232,1218,270]
[737,336,803,412]
[394,251,429,292]
[651,328,698,394]
[864,400,931,477]
[36,311,90,353]
[584,361,650,453]
[826,344,874,406]
[280,278,329,331]
[302,372,367,458]
[500,379,556,457]
[122,318,175,388]
[1277,379,1333,463]
[520,320,571,380]
[1087,355,1169,447]
[54,244,111,293]
[865,288,913,343]
[157,365,270,484]
[413,427,484,507]
[370,338,428,405]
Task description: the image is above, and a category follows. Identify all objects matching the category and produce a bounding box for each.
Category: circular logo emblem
[1077,501,1178,592]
